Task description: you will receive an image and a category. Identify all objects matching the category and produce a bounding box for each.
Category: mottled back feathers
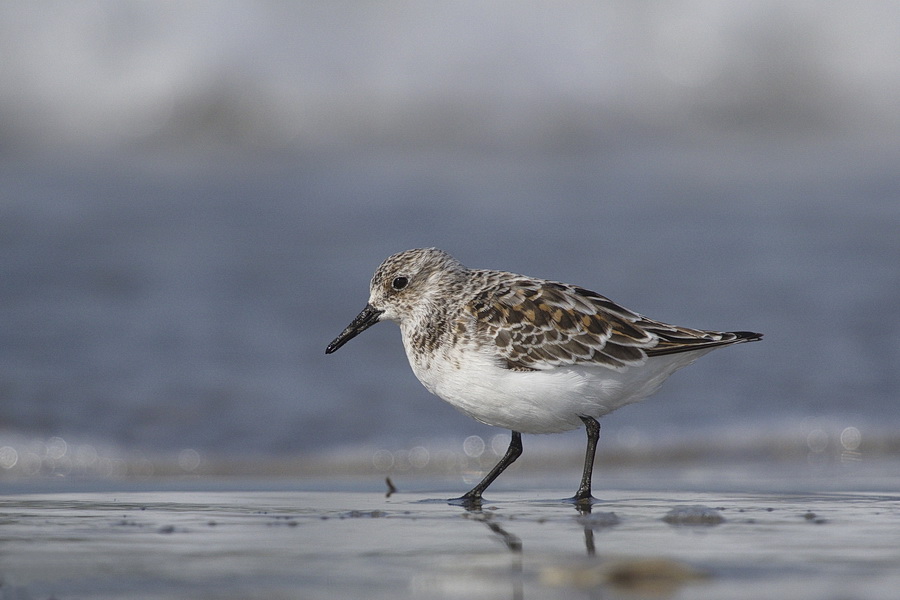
[364,248,761,374]
[462,274,759,372]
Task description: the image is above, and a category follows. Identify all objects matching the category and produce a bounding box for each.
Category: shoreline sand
[1,476,898,599]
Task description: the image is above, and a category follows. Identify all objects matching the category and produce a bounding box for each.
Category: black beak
[325,304,384,354]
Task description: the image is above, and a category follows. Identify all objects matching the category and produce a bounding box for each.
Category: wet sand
[2,472,899,600]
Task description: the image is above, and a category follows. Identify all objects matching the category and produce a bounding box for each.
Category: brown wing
[465,277,760,371]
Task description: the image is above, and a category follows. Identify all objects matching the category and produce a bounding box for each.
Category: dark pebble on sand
[662,505,725,525]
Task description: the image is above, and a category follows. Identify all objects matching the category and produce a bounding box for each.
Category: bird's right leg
[453,431,523,506]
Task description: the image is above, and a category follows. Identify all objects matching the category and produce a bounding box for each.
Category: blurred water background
[1,1,898,482]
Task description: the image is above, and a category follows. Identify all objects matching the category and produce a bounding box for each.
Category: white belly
[404,342,714,434]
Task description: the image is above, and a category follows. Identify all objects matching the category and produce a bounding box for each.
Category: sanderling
[326,248,761,504]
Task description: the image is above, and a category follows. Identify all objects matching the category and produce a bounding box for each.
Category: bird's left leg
[572,416,600,504]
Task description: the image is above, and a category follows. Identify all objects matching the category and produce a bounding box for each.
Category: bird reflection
[455,499,613,600]
[460,497,605,556]
[466,508,523,553]
[462,505,523,600]
[577,502,596,556]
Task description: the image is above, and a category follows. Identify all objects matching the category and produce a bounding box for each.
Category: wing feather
[465,276,761,371]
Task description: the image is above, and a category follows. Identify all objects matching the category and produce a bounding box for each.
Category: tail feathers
[730,331,764,343]
[646,329,762,357]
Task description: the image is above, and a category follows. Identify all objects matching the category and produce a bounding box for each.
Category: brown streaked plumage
[326,248,762,505]
[462,275,759,372]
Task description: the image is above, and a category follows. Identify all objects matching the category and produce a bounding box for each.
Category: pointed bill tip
[325,304,384,354]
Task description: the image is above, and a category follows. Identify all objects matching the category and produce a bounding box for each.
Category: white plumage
[327,248,761,504]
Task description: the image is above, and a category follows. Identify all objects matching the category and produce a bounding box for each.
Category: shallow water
[2,0,899,493]
[2,478,898,600]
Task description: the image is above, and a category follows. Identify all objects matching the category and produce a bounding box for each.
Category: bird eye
[391,276,409,290]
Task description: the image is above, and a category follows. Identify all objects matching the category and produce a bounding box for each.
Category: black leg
[456,431,523,504]
[573,416,600,503]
